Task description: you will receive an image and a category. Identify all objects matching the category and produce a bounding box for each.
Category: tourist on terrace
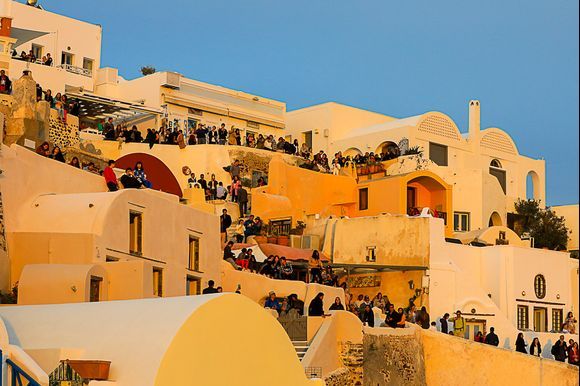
[385,304,401,328]
[234,129,242,145]
[279,257,293,280]
[329,297,345,311]
[195,125,208,144]
[134,162,152,188]
[417,306,430,329]
[484,327,499,346]
[552,335,568,362]
[246,248,258,273]
[235,248,250,270]
[265,291,281,313]
[216,182,227,200]
[230,176,241,203]
[474,331,484,343]
[234,219,245,243]
[308,292,325,316]
[208,174,218,200]
[568,341,579,365]
[256,134,265,149]
[515,333,528,354]
[397,308,407,327]
[309,250,323,283]
[452,310,465,337]
[43,53,53,66]
[104,160,118,191]
[202,280,219,294]
[563,311,577,334]
[218,124,228,145]
[49,146,65,162]
[187,131,196,146]
[43,89,53,105]
[208,126,217,144]
[198,174,207,191]
[439,313,450,334]
[259,255,276,277]
[230,160,241,180]
[372,292,389,313]
[223,240,241,270]
[238,185,248,216]
[220,209,232,244]
[36,141,50,157]
[529,337,542,357]
[69,157,81,168]
[429,322,437,331]
[120,168,143,189]
[361,304,375,327]
[0,70,11,94]
[27,49,36,63]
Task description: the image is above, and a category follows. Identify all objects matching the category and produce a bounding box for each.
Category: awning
[11,27,49,49]
[65,87,162,122]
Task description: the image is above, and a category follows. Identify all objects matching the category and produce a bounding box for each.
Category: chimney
[468,100,480,141]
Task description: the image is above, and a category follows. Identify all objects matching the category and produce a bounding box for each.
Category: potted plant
[267,226,278,244]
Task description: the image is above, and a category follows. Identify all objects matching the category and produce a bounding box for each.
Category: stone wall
[363,328,426,386]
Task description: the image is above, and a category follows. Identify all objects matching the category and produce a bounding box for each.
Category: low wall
[421,329,579,386]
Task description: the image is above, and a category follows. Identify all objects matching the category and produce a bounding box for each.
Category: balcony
[56,63,93,77]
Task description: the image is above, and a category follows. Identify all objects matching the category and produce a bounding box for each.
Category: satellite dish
[27,0,39,6]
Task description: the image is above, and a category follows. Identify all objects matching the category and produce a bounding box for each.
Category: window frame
[82,57,94,72]
[31,43,43,61]
[429,142,448,166]
[61,51,74,66]
[129,211,143,255]
[186,275,201,296]
[453,211,471,232]
[552,308,563,332]
[517,305,529,330]
[359,187,369,211]
[188,235,200,271]
[153,267,163,297]
[534,274,546,299]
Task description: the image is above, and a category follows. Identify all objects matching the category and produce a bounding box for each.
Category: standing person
[208,174,219,200]
[308,292,325,316]
[230,160,241,180]
[238,186,248,216]
[202,280,219,294]
[417,306,430,329]
[515,333,527,354]
[484,327,499,346]
[474,331,485,343]
[563,312,577,334]
[452,310,465,338]
[529,337,542,357]
[551,335,568,362]
[439,313,450,334]
[230,176,241,203]
[568,341,580,365]
[220,209,232,244]
[218,123,228,145]
[176,130,186,149]
[104,160,118,191]
[309,250,323,283]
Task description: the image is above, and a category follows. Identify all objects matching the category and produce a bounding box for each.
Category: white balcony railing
[56,63,93,77]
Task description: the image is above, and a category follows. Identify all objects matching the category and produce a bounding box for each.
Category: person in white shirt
[429,321,438,332]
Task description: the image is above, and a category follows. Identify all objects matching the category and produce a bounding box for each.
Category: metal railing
[304,367,322,379]
[0,350,41,386]
[56,64,92,77]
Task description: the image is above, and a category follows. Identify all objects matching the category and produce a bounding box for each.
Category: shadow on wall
[115,153,182,197]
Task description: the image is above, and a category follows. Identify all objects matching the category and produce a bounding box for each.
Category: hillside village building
[0,1,577,385]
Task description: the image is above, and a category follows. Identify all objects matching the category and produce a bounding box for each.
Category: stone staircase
[292,340,310,361]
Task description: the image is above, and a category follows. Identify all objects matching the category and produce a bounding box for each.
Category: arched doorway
[375,141,401,160]
[115,153,183,197]
[406,175,448,220]
[343,147,363,158]
[526,171,540,200]
[489,159,506,194]
[488,212,502,227]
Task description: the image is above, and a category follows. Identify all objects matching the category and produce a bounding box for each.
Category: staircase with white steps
[292,340,310,361]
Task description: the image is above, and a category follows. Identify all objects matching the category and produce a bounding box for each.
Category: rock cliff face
[363,329,426,386]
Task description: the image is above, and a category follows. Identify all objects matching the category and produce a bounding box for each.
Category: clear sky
[28,0,579,205]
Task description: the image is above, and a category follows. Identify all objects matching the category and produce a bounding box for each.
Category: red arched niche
[115,153,183,197]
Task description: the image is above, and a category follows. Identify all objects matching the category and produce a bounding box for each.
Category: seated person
[329,297,345,310]
[235,248,250,270]
[246,248,258,273]
[385,304,401,328]
[264,291,280,313]
[223,241,241,270]
[308,292,325,316]
[120,168,144,189]
[361,304,375,327]
[279,257,293,280]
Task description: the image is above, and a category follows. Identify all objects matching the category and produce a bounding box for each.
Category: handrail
[0,350,41,386]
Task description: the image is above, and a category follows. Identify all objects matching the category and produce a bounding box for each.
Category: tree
[140,66,156,76]
[514,199,569,251]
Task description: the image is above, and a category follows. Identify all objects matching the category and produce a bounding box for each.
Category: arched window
[526,171,540,200]
[490,159,502,168]
[534,274,546,299]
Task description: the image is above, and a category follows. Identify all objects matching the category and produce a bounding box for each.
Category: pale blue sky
[28,0,579,205]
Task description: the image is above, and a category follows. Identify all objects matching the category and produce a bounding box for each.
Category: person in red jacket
[104,160,118,191]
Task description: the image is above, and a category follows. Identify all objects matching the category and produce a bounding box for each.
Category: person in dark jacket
[120,168,143,189]
[329,297,345,310]
[551,335,568,362]
[361,304,375,327]
[418,306,430,329]
[484,327,499,346]
[529,337,542,357]
[220,208,232,244]
[237,186,248,216]
[385,304,401,328]
[515,332,527,354]
[202,280,219,294]
[308,292,325,316]
[439,313,449,334]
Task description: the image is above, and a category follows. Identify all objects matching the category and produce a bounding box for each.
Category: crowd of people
[103,159,152,191]
[13,49,53,66]
[35,141,103,175]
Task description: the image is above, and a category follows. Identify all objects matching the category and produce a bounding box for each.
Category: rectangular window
[153,267,163,297]
[453,212,471,232]
[31,44,43,61]
[269,219,292,236]
[359,188,369,211]
[517,305,529,330]
[89,276,102,302]
[552,308,563,332]
[61,51,74,65]
[429,142,448,166]
[82,57,94,72]
[188,236,200,271]
[186,276,201,296]
[105,256,119,262]
[129,211,143,255]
